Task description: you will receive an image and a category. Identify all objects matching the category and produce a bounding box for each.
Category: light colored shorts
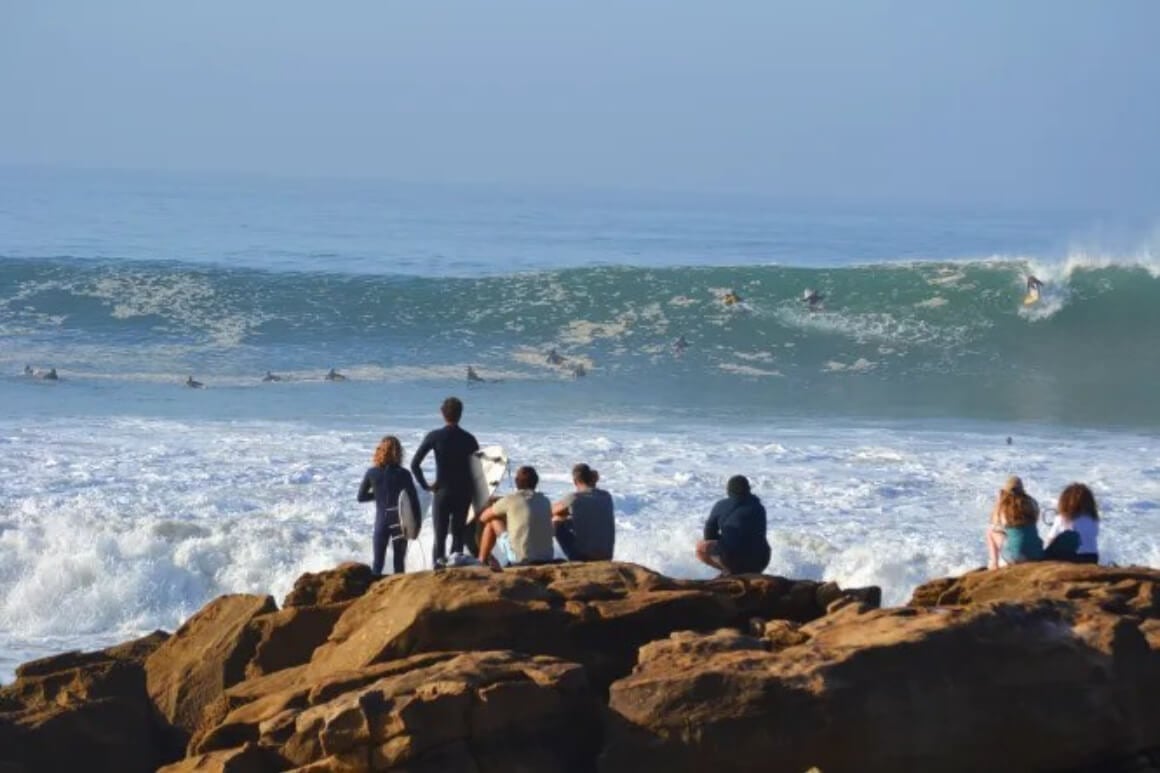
[497,532,520,566]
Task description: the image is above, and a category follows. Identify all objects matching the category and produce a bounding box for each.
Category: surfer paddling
[262,370,282,382]
[324,368,347,382]
[411,397,480,563]
[802,288,825,311]
[185,375,205,388]
[546,348,565,366]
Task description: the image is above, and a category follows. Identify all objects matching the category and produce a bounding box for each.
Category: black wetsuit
[703,493,771,574]
[357,463,420,575]
[411,424,480,561]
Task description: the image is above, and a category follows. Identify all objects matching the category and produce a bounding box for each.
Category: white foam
[2,416,1160,681]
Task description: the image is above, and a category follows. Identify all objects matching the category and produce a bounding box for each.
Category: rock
[308,562,852,691]
[602,600,1160,773]
[157,742,285,772]
[0,631,173,773]
[909,563,1160,617]
[244,603,350,679]
[146,593,277,749]
[200,651,600,772]
[282,563,377,608]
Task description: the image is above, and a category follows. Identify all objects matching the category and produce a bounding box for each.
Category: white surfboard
[465,445,510,524]
[398,487,422,540]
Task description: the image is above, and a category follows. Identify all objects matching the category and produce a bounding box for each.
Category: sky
[2,1,1159,210]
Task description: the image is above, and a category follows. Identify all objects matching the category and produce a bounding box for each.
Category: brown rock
[157,742,285,772]
[245,603,351,679]
[282,562,377,608]
[0,631,173,773]
[308,562,850,691]
[146,593,277,747]
[602,600,1160,773]
[909,563,1160,617]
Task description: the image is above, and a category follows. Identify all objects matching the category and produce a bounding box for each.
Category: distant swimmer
[467,366,486,383]
[324,368,347,382]
[802,288,826,311]
[23,365,34,376]
[41,368,58,381]
[546,348,565,366]
[673,335,689,355]
[722,290,743,307]
[262,370,282,382]
[185,375,204,389]
[571,363,587,379]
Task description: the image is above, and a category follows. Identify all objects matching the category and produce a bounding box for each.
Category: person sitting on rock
[1044,482,1100,564]
[552,463,615,562]
[477,465,554,568]
[696,475,771,575]
[986,476,1043,569]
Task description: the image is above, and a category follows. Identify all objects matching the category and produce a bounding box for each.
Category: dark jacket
[358,463,421,529]
[410,424,480,497]
[704,493,771,573]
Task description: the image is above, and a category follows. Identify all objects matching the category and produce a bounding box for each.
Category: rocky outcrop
[0,631,171,773]
[23,560,1160,772]
[282,562,377,608]
[147,593,278,747]
[307,562,846,691]
[603,566,1160,773]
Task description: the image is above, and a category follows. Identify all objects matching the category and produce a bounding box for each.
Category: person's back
[497,489,555,563]
[710,493,770,573]
[411,397,480,561]
[559,487,614,560]
[1046,482,1100,563]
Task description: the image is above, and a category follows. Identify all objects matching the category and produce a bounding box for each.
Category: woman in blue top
[358,436,421,576]
[986,476,1043,569]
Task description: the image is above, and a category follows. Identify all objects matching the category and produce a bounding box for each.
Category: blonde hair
[997,489,1038,528]
[372,436,403,468]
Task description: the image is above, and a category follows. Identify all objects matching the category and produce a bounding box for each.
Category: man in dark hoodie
[411,396,480,562]
[696,474,771,575]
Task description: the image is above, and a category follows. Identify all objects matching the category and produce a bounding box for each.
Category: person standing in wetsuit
[411,396,480,562]
[357,435,420,576]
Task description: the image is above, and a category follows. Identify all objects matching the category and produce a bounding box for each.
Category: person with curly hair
[1044,483,1100,564]
[358,435,421,576]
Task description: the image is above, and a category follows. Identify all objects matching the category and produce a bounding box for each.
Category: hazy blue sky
[3,1,1158,209]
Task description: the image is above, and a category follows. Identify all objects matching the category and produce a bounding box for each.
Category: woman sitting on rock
[1044,483,1100,564]
[986,476,1043,569]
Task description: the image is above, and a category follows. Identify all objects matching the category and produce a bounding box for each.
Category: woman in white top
[1044,482,1100,564]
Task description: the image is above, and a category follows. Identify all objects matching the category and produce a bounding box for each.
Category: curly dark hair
[1058,483,1099,521]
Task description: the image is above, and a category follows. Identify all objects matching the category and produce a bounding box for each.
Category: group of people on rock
[985,476,1100,569]
[357,395,771,577]
[357,396,617,575]
[356,396,1099,578]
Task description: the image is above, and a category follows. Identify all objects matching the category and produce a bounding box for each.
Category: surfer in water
[324,368,347,382]
[1027,275,1044,295]
[467,366,486,383]
[802,288,825,311]
[722,290,743,307]
[546,348,565,366]
[41,368,58,381]
[673,335,689,356]
[262,371,282,382]
[23,365,34,376]
[571,363,587,379]
[185,376,204,389]
[411,397,480,563]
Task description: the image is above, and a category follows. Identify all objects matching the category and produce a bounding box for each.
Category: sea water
[2,167,1160,681]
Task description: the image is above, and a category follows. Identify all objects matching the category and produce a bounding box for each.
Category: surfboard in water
[465,445,510,525]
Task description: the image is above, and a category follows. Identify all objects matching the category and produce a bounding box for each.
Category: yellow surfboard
[1023,290,1040,306]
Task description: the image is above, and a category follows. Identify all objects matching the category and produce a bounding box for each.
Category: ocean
[2,166,1159,680]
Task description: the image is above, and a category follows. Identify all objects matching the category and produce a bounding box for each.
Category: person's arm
[703,503,722,541]
[479,495,507,525]
[552,492,574,520]
[410,433,435,491]
[403,471,421,519]
[357,469,375,503]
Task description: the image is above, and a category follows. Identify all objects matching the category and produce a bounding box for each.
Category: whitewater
[2,167,1159,681]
